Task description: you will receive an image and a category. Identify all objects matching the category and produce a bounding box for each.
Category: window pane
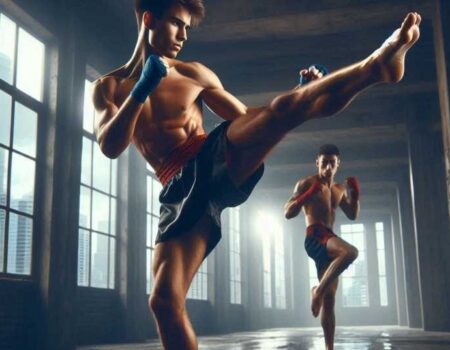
[16,29,45,101]
[146,162,154,173]
[0,14,16,85]
[92,146,110,193]
[81,137,92,186]
[83,80,94,134]
[152,179,162,213]
[110,198,116,236]
[378,250,386,275]
[146,248,152,294]
[92,190,109,233]
[79,186,91,229]
[10,153,34,215]
[7,212,32,275]
[111,160,117,196]
[375,222,384,231]
[376,230,385,250]
[108,238,115,289]
[91,232,108,288]
[17,29,45,101]
[146,214,152,247]
[13,102,37,157]
[0,147,7,206]
[0,209,5,272]
[146,177,152,213]
[151,215,159,245]
[342,277,369,307]
[77,229,90,286]
[0,91,12,146]
[379,276,388,306]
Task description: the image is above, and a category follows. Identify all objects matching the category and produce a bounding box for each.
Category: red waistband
[306,223,335,236]
[156,134,207,186]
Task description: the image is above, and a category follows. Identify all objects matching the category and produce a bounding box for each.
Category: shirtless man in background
[285,144,360,350]
[92,0,421,348]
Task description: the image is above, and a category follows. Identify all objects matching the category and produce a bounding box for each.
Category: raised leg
[226,13,421,185]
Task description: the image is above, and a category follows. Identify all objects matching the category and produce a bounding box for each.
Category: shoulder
[333,182,346,193]
[92,75,120,108]
[176,61,222,88]
[294,175,316,192]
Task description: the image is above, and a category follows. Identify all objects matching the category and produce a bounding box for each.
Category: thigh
[225,107,286,185]
[151,215,214,298]
[326,236,356,260]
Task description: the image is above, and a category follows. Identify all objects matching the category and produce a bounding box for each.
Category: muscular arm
[339,178,360,220]
[93,78,144,159]
[284,178,317,220]
[195,63,248,120]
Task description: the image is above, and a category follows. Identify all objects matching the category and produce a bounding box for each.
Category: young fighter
[284,144,360,350]
[92,0,420,348]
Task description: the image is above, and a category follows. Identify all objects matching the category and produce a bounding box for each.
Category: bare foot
[311,286,322,318]
[370,12,421,83]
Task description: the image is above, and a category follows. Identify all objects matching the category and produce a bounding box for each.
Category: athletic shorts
[304,224,337,277]
[155,121,264,257]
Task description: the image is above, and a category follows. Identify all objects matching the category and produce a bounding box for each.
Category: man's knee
[345,246,358,263]
[149,289,184,320]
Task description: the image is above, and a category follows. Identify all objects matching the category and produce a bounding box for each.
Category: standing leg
[226,13,421,185]
[311,237,358,317]
[320,275,339,350]
[149,215,214,350]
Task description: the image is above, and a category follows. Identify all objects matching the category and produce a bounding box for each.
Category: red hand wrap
[294,181,320,206]
[346,177,360,200]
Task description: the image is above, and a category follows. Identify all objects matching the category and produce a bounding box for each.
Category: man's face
[149,3,191,58]
[316,154,340,180]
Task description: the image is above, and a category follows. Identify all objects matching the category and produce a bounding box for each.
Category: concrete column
[397,180,423,328]
[433,0,450,221]
[391,192,408,326]
[408,113,450,331]
[36,3,86,349]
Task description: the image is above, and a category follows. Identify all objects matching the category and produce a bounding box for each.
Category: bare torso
[101,59,206,172]
[303,175,346,229]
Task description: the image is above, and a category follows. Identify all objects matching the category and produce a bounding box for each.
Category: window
[258,211,286,309]
[340,223,369,307]
[187,260,208,300]
[262,235,272,308]
[0,13,46,275]
[274,229,286,309]
[376,222,388,306]
[146,169,162,294]
[78,80,117,289]
[229,207,242,304]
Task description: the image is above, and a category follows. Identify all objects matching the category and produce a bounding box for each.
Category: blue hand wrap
[299,64,329,86]
[131,55,168,103]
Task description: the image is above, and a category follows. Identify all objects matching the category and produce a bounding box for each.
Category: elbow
[96,130,122,159]
[98,139,121,160]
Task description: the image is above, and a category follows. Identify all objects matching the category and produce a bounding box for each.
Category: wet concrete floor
[78,326,450,349]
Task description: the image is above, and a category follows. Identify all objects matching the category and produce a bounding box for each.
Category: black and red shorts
[304,224,337,277]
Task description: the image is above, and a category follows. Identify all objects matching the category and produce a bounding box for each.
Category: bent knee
[149,291,184,319]
[345,246,359,263]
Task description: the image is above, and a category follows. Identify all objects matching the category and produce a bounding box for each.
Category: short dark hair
[135,0,205,26]
[318,144,340,157]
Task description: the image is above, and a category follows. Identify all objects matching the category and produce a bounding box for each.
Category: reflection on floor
[78,326,450,349]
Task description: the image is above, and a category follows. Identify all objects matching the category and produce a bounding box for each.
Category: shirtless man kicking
[284,144,360,350]
[92,0,421,348]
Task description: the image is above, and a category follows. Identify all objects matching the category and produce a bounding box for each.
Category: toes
[402,12,416,31]
[416,12,422,26]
